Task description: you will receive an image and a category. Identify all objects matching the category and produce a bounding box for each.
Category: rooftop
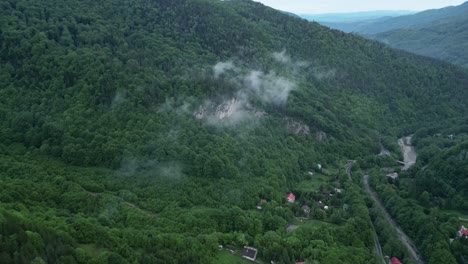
[242,246,258,261]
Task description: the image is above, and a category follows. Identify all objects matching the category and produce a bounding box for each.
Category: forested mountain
[368,11,468,68]
[313,2,468,68]
[0,0,467,263]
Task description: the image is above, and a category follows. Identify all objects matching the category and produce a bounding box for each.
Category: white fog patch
[273,49,291,64]
[244,70,296,105]
[272,50,337,81]
[194,97,263,126]
[312,68,336,80]
[111,90,126,108]
[213,61,235,78]
[120,156,185,180]
[272,49,310,68]
[194,60,297,126]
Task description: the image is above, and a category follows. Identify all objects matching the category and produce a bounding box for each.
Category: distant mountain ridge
[299,10,415,23]
[304,2,468,68]
[352,1,468,34]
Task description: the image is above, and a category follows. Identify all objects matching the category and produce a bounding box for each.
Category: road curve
[363,174,425,264]
[345,160,354,180]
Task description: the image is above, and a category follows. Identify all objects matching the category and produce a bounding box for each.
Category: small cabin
[242,246,258,261]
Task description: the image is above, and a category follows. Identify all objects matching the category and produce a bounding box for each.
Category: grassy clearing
[295,173,331,192]
[211,250,252,264]
[442,210,468,221]
[295,218,336,228]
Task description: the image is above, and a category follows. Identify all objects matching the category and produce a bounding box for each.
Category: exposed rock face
[215,98,241,119]
[398,135,417,171]
[194,106,206,120]
[316,131,327,142]
[193,98,267,123]
[286,118,310,135]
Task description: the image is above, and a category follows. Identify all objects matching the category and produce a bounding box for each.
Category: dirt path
[123,202,159,218]
[364,175,425,264]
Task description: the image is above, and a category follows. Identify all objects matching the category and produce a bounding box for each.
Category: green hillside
[315,2,468,68]
[0,0,467,263]
[352,2,468,35]
[369,14,468,68]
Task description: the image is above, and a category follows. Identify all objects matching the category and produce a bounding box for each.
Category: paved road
[364,175,425,264]
[371,222,386,264]
[345,160,354,180]
[345,162,384,263]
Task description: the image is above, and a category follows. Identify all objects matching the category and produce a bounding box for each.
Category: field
[295,173,332,192]
[442,210,468,222]
[211,250,253,264]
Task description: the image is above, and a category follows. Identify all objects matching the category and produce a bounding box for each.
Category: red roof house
[391,257,402,264]
[286,193,296,203]
[458,225,468,238]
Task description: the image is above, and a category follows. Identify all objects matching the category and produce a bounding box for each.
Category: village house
[386,173,399,180]
[287,193,296,203]
[256,199,267,210]
[390,257,402,264]
[315,200,325,209]
[242,246,258,261]
[302,205,311,215]
[458,225,468,238]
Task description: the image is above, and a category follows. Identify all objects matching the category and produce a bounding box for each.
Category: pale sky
[254,0,467,14]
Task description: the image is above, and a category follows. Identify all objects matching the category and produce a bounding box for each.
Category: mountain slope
[314,2,468,68]
[355,2,468,35]
[0,0,467,263]
[368,6,468,68]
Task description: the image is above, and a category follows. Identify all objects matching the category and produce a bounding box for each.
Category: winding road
[346,136,424,263]
[345,160,355,180]
[363,174,425,264]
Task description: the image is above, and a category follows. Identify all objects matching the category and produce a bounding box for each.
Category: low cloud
[111,90,126,108]
[243,70,295,105]
[213,61,235,78]
[272,49,310,68]
[272,49,291,64]
[120,156,185,180]
[312,68,336,80]
[193,61,297,126]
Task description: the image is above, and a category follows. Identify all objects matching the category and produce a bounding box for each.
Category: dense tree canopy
[0,0,467,263]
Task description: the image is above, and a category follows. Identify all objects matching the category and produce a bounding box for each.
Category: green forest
[0,0,467,263]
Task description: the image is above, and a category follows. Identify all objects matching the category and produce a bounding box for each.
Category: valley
[0,0,467,263]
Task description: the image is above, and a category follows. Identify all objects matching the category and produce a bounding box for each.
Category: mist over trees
[0,0,467,263]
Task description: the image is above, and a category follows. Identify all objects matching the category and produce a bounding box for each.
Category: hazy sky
[254,0,467,14]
